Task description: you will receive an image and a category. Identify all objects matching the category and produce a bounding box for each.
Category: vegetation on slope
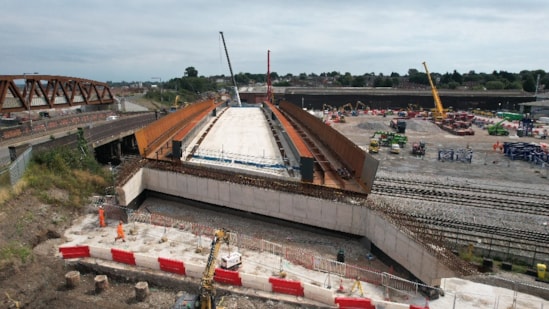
[0,146,110,270]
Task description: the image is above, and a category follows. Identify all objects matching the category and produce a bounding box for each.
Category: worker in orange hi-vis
[98,206,106,227]
[115,220,126,242]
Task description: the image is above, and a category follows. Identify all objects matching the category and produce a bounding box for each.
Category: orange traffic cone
[338,279,344,293]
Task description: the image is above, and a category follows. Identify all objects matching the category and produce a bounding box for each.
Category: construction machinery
[339,103,354,116]
[170,95,181,112]
[390,143,401,154]
[487,118,510,136]
[355,101,369,115]
[322,104,335,113]
[368,138,380,153]
[219,31,241,107]
[423,61,475,135]
[390,118,407,133]
[422,61,446,123]
[175,228,237,309]
[412,141,426,156]
[371,131,408,147]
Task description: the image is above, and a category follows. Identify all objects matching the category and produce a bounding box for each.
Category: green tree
[185,67,198,78]
[522,75,536,92]
[352,75,366,87]
[485,80,505,90]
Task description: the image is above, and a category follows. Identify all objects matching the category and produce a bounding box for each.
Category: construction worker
[98,206,106,227]
[115,220,126,242]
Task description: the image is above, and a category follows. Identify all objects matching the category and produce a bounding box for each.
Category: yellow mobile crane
[422,61,446,122]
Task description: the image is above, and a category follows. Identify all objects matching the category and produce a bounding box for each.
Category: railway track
[372,178,549,216]
[373,176,549,262]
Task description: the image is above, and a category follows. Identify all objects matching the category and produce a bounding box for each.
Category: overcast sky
[1,0,547,82]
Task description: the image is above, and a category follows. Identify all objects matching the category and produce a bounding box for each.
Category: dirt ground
[1,110,548,308]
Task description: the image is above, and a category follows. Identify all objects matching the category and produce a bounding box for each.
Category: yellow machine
[368,138,380,153]
[339,103,354,115]
[175,229,231,309]
[170,95,181,112]
[355,101,369,114]
[349,277,364,297]
[422,61,447,122]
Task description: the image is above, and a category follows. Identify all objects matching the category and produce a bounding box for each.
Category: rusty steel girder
[0,75,114,113]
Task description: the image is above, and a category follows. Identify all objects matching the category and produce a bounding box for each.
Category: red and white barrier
[59,245,90,259]
[335,296,375,309]
[268,277,304,297]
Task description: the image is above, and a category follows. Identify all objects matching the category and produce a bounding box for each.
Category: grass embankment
[0,146,110,268]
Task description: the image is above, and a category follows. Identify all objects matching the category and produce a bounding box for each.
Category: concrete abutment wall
[119,167,455,285]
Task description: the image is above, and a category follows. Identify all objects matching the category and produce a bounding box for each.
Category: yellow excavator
[170,95,181,112]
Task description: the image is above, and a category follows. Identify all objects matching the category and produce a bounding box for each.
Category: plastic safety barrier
[214,268,242,286]
[268,277,304,297]
[410,305,428,309]
[59,246,91,259]
[335,296,375,309]
[111,248,136,265]
[158,257,186,275]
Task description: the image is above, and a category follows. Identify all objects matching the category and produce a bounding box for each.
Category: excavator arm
[422,62,446,121]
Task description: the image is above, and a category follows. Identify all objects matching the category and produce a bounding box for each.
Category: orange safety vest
[117,223,125,238]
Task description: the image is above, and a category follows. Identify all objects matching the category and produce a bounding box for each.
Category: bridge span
[0,75,114,114]
[116,101,466,286]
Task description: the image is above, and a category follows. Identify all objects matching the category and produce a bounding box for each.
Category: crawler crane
[175,229,238,309]
[219,32,242,107]
[422,61,446,123]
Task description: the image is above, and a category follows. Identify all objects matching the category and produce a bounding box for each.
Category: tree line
[120,66,547,104]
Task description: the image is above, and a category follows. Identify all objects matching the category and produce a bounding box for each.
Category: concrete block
[134,253,160,271]
[372,299,409,309]
[240,272,270,292]
[302,282,335,306]
[184,262,203,280]
[89,246,112,261]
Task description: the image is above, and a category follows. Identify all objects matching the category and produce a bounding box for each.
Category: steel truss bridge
[0,75,114,113]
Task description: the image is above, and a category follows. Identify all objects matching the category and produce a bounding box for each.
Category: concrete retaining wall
[119,167,456,285]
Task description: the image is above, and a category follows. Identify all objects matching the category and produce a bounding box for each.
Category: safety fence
[58,244,427,309]
[62,204,549,309]
[126,209,427,298]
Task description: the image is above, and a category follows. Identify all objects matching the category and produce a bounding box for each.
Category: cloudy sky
[1,0,547,82]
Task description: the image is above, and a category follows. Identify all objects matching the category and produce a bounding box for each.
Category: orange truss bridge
[0,75,114,113]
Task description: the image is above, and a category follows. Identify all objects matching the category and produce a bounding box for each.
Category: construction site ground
[2,107,549,308]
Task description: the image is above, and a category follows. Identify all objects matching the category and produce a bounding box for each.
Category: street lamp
[23,72,39,130]
[151,77,162,103]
